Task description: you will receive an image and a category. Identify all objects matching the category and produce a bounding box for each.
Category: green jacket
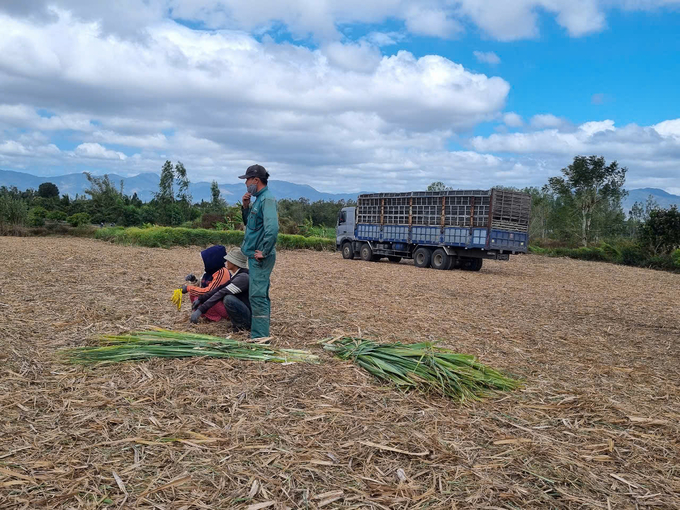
[241,186,279,259]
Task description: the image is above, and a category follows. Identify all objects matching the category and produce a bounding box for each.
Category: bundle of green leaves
[322,337,520,402]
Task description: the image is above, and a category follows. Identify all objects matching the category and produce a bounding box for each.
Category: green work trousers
[248,252,276,338]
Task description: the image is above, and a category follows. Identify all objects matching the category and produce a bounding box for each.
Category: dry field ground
[1,237,679,509]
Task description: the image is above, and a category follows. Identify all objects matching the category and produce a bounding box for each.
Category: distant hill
[2,169,679,211]
[622,188,680,213]
[0,169,362,203]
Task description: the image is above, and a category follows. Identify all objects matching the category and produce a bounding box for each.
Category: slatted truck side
[336,189,531,270]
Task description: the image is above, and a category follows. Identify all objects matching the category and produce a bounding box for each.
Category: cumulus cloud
[468,118,680,189]
[403,6,462,38]
[1,4,680,192]
[530,114,572,130]
[503,112,524,127]
[473,51,501,65]
[73,143,128,160]
[1,0,678,42]
[0,9,514,190]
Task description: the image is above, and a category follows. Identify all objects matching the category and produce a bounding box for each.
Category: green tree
[547,155,627,246]
[157,161,175,203]
[67,212,91,227]
[427,181,453,191]
[523,186,555,240]
[639,206,680,255]
[28,206,48,227]
[38,182,60,199]
[0,188,29,230]
[210,180,226,212]
[155,161,177,225]
[175,161,192,221]
[121,205,142,227]
[83,173,125,223]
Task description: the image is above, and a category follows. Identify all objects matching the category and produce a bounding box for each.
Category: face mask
[247,183,257,194]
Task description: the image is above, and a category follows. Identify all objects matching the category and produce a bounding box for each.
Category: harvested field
[1,237,679,509]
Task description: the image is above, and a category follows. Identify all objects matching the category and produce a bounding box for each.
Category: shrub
[646,255,676,271]
[28,207,48,227]
[619,245,649,267]
[599,242,621,261]
[121,205,142,227]
[67,212,91,227]
[47,210,68,221]
[95,226,335,251]
[673,249,680,268]
[199,213,224,230]
[639,206,680,255]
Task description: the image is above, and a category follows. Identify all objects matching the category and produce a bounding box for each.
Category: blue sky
[1,1,679,193]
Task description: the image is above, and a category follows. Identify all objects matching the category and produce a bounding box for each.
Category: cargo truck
[336,189,531,270]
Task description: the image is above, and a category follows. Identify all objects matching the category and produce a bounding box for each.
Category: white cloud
[2,0,678,42]
[1,5,680,193]
[468,118,680,189]
[473,51,501,65]
[322,41,382,73]
[530,114,572,130]
[403,6,462,38]
[654,119,680,138]
[503,112,524,127]
[73,143,128,160]
[365,31,404,47]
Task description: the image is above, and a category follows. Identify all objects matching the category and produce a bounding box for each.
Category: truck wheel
[342,242,354,260]
[461,257,483,271]
[360,243,374,262]
[413,247,432,268]
[431,248,451,270]
[388,256,402,263]
[449,257,461,270]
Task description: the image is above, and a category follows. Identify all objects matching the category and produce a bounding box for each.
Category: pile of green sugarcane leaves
[322,336,521,401]
[62,329,318,365]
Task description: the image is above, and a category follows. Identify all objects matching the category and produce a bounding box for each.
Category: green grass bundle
[323,337,520,401]
[62,329,319,365]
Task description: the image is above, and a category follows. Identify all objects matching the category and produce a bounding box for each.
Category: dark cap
[238,164,269,180]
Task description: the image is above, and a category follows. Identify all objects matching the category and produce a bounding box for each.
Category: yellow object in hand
[171,288,183,310]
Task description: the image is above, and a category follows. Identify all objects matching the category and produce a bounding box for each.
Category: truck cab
[336,207,356,258]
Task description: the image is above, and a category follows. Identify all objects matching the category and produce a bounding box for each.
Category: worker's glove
[181,284,188,294]
[190,309,201,324]
[185,274,197,283]
[191,298,201,311]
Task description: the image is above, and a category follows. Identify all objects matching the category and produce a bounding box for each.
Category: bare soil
[1,237,678,509]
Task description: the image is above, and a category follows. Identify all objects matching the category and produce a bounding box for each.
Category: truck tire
[360,243,374,262]
[449,257,461,270]
[461,257,483,271]
[388,256,402,263]
[431,248,451,270]
[413,247,432,268]
[342,242,354,260]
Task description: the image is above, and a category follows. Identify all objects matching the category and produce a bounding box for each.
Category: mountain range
[1,169,679,212]
[0,169,361,204]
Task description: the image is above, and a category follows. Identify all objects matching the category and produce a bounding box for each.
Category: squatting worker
[239,164,279,339]
[191,247,251,332]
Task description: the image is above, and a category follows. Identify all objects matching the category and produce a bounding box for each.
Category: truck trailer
[336,188,531,270]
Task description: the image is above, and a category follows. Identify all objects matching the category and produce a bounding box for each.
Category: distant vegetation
[1,155,678,270]
[95,226,334,250]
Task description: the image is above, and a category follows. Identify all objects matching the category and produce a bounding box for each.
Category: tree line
[0,160,354,237]
[1,156,678,264]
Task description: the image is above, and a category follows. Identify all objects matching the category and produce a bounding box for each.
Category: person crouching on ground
[181,245,231,322]
[239,164,278,339]
[190,248,251,332]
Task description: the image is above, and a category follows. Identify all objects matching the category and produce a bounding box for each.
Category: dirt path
[1,237,678,509]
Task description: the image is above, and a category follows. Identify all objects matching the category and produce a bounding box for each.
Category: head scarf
[200,245,227,283]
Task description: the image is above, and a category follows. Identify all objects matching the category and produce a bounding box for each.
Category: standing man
[239,164,278,339]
